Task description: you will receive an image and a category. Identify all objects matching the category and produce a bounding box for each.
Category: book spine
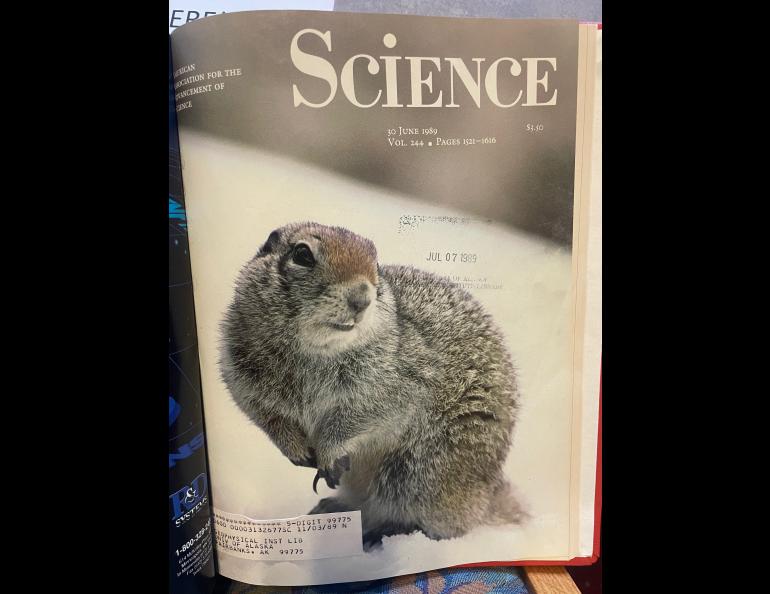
[168,36,216,594]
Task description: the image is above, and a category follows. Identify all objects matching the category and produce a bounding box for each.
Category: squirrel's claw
[291,448,317,468]
[312,468,338,493]
[312,455,351,493]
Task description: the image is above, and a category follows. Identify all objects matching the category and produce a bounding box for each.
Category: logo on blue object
[170,472,208,524]
[183,486,199,505]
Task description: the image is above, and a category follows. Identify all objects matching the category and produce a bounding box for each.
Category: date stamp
[427,251,478,263]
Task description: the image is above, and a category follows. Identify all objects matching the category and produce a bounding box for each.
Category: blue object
[228,566,530,593]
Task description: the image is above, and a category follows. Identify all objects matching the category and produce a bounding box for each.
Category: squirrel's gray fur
[220,222,525,547]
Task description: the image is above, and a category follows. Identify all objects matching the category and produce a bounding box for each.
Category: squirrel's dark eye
[292,243,315,268]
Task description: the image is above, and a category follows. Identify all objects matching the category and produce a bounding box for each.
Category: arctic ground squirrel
[220,222,525,547]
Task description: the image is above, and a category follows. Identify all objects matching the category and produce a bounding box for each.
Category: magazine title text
[291,29,558,109]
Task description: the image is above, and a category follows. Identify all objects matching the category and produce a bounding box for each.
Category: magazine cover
[171,10,597,585]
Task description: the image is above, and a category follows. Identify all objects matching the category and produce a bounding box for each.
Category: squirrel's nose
[347,285,371,314]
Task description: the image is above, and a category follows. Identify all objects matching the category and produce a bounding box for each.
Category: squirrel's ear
[257,229,282,257]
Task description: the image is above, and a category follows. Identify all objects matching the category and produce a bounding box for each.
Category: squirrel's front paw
[289,447,317,468]
[312,454,351,493]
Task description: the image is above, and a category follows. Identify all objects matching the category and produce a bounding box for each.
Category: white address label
[212,508,363,561]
